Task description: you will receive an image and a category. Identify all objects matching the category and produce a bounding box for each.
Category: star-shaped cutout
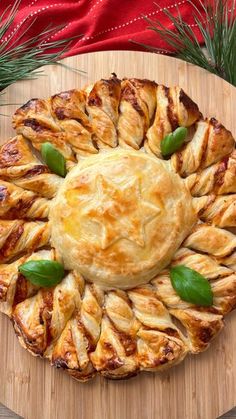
[80,175,161,249]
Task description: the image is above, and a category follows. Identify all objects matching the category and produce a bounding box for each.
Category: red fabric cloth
[1,0,207,57]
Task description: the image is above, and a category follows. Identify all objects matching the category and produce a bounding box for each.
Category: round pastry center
[50,149,196,290]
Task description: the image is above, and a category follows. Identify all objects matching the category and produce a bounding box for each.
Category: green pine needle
[0,0,82,97]
[133,0,236,86]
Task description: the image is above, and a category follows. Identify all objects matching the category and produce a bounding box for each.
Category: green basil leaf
[161,126,188,156]
[41,142,66,177]
[19,260,65,287]
[170,265,213,307]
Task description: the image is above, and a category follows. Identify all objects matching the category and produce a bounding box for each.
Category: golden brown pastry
[0,180,50,219]
[51,282,103,380]
[13,98,75,161]
[13,271,83,357]
[86,75,121,148]
[0,249,56,316]
[0,76,235,381]
[13,75,201,157]
[146,85,200,155]
[0,135,63,198]
[0,219,50,263]
[193,194,236,227]
[185,149,236,196]
[50,149,196,289]
[117,78,156,149]
[171,118,234,176]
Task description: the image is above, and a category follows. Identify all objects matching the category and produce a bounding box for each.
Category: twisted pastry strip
[91,315,139,378]
[184,223,236,258]
[0,136,63,198]
[171,247,232,281]
[12,78,203,159]
[168,309,223,354]
[193,194,236,227]
[51,90,98,156]
[185,150,236,196]
[0,249,55,316]
[12,271,83,357]
[146,85,200,155]
[216,253,236,271]
[152,247,236,320]
[51,89,89,125]
[0,135,38,167]
[127,287,188,371]
[0,220,50,263]
[171,118,235,176]
[184,225,236,313]
[85,76,121,148]
[13,98,75,162]
[8,265,236,378]
[51,283,103,380]
[15,283,189,380]
[151,247,234,352]
[91,290,140,378]
[51,316,96,381]
[148,295,224,354]
[0,180,50,219]
[12,167,63,199]
[128,286,182,333]
[13,89,98,162]
[135,328,189,370]
[117,78,156,149]
[91,287,188,378]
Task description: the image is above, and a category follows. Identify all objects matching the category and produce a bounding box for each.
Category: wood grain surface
[0,51,236,419]
[1,403,236,419]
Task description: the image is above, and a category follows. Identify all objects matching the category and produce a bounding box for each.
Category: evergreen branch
[132,0,236,86]
[0,0,83,96]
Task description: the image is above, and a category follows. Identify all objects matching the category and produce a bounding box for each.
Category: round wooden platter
[0,51,236,419]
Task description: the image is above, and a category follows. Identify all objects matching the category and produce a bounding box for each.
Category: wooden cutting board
[0,51,236,419]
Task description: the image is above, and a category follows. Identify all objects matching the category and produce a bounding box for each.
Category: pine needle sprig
[0,0,82,94]
[133,0,236,86]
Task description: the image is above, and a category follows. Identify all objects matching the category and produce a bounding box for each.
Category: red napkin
[1,0,206,57]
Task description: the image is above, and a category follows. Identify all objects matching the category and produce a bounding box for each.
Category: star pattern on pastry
[81,174,161,249]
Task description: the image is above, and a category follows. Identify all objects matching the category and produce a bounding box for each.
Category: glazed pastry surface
[50,149,196,289]
[0,75,235,381]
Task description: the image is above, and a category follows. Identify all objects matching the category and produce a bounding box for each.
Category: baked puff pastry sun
[0,75,236,381]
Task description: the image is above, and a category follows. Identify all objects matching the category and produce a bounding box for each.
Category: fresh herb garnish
[19,260,65,287]
[161,126,187,156]
[41,142,66,177]
[138,0,236,86]
[170,265,213,307]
